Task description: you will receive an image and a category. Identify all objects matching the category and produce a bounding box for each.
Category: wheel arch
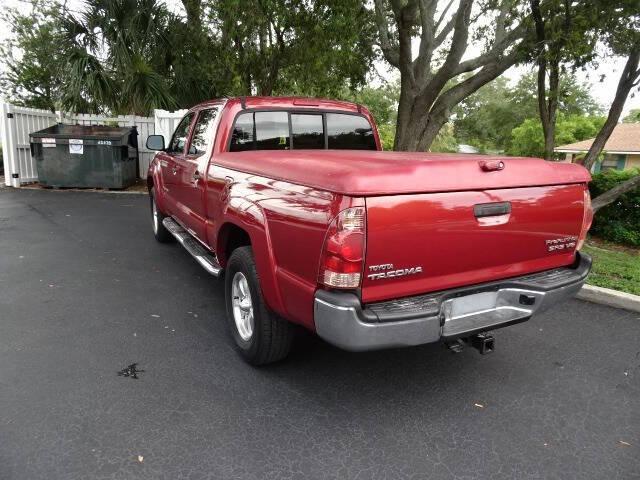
[216,210,287,320]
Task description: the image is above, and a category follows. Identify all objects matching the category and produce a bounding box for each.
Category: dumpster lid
[29,124,136,141]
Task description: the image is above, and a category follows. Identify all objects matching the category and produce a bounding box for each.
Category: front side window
[189,108,218,155]
[291,114,324,149]
[255,111,290,150]
[326,113,376,150]
[168,113,194,153]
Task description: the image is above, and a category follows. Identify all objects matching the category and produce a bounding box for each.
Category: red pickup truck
[146,97,593,365]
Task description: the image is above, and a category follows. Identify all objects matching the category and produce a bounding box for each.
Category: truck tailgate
[362,184,586,303]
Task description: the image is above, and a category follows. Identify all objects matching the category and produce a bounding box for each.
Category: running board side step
[162,217,222,276]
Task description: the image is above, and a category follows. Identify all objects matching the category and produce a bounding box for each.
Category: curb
[576,284,640,313]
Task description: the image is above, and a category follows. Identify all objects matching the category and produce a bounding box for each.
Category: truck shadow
[252,325,520,411]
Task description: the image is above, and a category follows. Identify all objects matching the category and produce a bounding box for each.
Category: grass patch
[582,239,640,295]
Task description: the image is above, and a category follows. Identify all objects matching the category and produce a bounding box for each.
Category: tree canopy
[0,0,376,116]
[453,71,601,154]
[623,109,640,123]
[509,114,605,158]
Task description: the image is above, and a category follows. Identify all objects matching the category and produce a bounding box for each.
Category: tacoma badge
[367,263,423,280]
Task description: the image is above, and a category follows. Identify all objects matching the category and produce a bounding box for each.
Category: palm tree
[59,0,176,115]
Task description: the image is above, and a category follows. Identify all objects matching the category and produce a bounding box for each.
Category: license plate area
[445,291,498,320]
[441,289,539,338]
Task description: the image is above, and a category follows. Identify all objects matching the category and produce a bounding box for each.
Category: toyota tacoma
[146,97,592,364]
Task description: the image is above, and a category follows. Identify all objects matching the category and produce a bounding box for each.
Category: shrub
[589,169,640,247]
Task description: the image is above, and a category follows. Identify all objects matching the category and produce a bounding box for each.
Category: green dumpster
[29,124,139,189]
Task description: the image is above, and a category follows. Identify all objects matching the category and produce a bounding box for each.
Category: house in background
[554,123,640,173]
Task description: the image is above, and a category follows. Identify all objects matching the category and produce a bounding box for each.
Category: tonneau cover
[213,151,590,196]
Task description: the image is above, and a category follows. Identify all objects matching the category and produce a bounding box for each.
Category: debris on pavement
[117,363,144,379]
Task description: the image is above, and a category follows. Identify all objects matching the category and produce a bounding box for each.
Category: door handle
[474,202,511,218]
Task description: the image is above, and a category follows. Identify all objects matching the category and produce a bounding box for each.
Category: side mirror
[146,135,165,151]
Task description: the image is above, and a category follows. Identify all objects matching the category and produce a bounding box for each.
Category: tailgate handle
[479,160,505,171]
[474,202,511,218]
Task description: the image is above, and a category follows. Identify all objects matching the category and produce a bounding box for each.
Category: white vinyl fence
[1,104,58,187]
[154,109,188,143]
[0,102,187,188]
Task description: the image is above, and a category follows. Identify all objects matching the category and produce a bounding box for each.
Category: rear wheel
[225,246,293,365]
[150,187,173,243]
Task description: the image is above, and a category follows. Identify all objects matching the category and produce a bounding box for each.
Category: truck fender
[147,158,168,214]
[217,200,287,319]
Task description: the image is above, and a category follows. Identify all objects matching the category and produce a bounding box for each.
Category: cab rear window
[326,113,376,150]
[229,111,376,152]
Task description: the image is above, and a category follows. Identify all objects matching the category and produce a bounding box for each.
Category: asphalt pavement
[0,188,639,480]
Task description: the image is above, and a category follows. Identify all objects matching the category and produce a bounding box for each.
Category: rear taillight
[318,207,366,289]
[577,186,593,250]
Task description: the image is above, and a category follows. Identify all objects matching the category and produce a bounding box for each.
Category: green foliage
[454,72,602,153]
[453,77,520,153]
[508,114,605,158]
[1,0,376,115]
[588,169,640,247]
[0,2,67,111]
[377,124,396,151]
[58,0,177,115]
[430,124,458,153]
[582,243,640,295]
[623,109,640,123]
[340,83,399,126]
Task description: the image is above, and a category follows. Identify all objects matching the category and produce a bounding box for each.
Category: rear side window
[168,113,194,153]
[291,114,324,149]
[255,112,290,150]
[189,108,218,155]
[229,112,255,151]
[326,113,376,150]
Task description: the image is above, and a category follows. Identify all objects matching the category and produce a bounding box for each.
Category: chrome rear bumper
[313,253,591,352]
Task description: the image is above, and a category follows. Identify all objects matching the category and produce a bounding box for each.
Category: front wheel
[150,187,173,243]
[225,246,293,365]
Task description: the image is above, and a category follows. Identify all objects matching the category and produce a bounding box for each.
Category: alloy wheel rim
[231,272,254,341]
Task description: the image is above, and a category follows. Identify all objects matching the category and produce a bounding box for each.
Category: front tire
[225,246,293,365]
[150,187,173,243]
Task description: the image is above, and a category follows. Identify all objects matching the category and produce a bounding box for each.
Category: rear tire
[150,187,173,243]
[225,246,293,365]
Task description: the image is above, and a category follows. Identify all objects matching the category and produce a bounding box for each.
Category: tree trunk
[539,61,560,159]
[181,0,202,31]
[375,0,527,152]
[583,48,640,171]
[531,0,565,160]
[591,174,640,212]
[393,83,418,151]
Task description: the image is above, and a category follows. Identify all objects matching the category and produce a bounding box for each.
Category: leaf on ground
[474,403,484,408]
